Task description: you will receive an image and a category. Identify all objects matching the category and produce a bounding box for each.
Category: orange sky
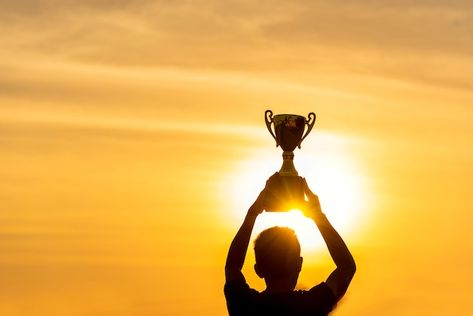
[1,1,473,315]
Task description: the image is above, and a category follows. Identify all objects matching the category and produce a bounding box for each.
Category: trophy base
[265,173,305,212]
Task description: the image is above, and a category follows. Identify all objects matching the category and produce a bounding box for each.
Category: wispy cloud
[1,0,472,91]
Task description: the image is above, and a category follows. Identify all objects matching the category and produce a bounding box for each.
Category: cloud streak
[1,0,472,91]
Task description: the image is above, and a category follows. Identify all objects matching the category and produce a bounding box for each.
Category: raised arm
[302,180,356,301]
[225,188,266,282]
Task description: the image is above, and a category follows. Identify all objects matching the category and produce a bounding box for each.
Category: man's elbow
[340,258,356,277]
[225,265,244,282]
[348,262,356,276]
[346,260,356,277]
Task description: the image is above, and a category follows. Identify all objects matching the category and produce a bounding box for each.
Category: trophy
[264,110,316,211]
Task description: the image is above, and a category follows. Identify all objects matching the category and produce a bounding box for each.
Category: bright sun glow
[227,133,367,252]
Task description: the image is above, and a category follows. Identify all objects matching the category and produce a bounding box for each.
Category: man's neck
[265,278,296,293]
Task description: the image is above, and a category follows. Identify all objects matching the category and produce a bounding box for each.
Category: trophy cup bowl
[264,110,316,212]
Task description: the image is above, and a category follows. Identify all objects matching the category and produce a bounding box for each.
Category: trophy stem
[279,151,299,176]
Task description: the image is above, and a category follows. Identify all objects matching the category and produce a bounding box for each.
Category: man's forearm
[303,182,356,298]
[225,213,258,273]
[314,214,355,271]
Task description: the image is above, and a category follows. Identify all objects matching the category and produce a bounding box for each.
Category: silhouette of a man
[224,176,356,316]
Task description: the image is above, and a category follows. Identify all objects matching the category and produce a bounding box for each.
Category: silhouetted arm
[225,189,266,283]
[303,180,356,301]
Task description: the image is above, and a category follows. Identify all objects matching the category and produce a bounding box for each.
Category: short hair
[254,226,301,279]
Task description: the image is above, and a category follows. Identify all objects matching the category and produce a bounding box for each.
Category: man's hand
[248,187,267,218]
[247,172,279,218]
[302,178,324,222]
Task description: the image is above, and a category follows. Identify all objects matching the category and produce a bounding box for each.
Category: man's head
[254,226,303,288]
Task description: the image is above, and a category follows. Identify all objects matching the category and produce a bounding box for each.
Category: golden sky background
[1,1,473,315]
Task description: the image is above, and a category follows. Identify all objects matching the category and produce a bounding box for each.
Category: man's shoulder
[225,280,337,314]
[291,282,337,315]
[225,280,334,300]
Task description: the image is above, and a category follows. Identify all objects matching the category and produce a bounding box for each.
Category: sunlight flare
[227,133,367,251]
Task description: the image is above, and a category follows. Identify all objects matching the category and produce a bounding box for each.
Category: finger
[302,179,316,197]
[260,188,267,199]
[265,173,277,186]
[257,188,265,200]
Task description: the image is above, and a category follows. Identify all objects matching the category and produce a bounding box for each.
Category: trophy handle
[299,112,316,148]
[265,110,278,146]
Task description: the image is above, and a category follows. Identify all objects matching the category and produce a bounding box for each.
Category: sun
[226,134,367,252]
